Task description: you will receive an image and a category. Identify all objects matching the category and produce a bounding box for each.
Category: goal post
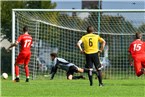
[12,9,145,80]
[12,10,15,80]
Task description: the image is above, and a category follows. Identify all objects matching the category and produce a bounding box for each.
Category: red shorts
[16,52,31,65]
[133,55,145,76]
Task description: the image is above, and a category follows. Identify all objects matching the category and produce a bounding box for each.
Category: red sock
[24,65,29,78]
[15,65,19,77]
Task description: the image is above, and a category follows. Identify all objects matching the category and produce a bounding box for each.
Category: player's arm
[77,40,84,53]
[99,38,106,53]
[128,53,133,66]
[7,42,18,52]
[50,59,59,80]
[7,35,21,52]
[50,65,58,80]
[128,47,133,66]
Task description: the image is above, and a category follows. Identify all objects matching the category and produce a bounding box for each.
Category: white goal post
[12,9,145,80]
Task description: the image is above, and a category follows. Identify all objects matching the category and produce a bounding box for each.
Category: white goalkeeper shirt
[52,57,77,71]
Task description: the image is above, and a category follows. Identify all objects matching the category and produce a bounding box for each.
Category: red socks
[24,65,29,78]
[15,65,19,77]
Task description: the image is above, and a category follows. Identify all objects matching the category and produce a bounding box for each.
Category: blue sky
[51,0,145,9]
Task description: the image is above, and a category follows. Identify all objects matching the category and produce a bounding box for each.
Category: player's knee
[67,75,73,80]
[24,64,28,67]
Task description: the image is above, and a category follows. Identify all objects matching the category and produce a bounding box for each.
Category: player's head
[135,32,142,40]
[50,53,57,61]
[23,26,29,33]
[87,26,94,33]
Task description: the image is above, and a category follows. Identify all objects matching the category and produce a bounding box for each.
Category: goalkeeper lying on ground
[50,53,97,80]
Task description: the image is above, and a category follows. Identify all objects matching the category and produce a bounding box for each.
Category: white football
[2,73,8,79]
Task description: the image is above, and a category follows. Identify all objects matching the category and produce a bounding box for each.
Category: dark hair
[87,26,94,33]
[23,26,29,32]
[135,32,142,39]
[50,53,57,58]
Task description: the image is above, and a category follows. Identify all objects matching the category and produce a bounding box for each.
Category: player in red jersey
[7,26,32,82]
[128,32,145,77]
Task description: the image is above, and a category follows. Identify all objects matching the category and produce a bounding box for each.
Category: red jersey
[16,33,32,53]
[129,39,145,57]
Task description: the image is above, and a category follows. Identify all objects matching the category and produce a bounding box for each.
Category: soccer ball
[2,73,8,79]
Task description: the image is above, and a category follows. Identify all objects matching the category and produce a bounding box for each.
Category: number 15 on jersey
[133,44,141,51]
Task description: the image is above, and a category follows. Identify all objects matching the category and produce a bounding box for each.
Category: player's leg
[77,67,84,73]
[141,56,145,74]
[134,60,143,77]
[66,66,73,80]
[92,53,103,86]
[97,70,103,86]
[24,53,31,82]
[141,67,145,74]
[81,67,98,75]
[14,62,20,82]
[67,66,84,80]
[85,54,93,86]
[72,75,85,79]
[67,75,73,80]
[140,63,145,74]
[141,64,145,74]
[70,66,85,79]
[24,64,29,82]
[67,72,73,80]
[14,52,25,82]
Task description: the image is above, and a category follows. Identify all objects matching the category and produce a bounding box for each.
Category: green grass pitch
[1,78,145,97]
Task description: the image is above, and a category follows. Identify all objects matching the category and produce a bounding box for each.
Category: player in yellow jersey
[77,26,106,86]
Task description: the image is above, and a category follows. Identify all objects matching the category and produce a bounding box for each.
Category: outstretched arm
[50,58,59,80]
[50,65,58,80]
[128,46,133,66]
[7,42,18,52]
[128,53,133,66]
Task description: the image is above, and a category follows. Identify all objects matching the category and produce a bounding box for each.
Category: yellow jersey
[80,33,104,54]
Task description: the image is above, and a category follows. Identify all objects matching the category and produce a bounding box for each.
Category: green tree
[1,1,25,41]
[1,1,56,41]
[25,1,56,9]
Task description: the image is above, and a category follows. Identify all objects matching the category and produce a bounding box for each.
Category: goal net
[12,9,145,80]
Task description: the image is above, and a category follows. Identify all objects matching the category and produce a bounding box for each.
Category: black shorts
[67,65,78,76]
[85,52,101,69]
